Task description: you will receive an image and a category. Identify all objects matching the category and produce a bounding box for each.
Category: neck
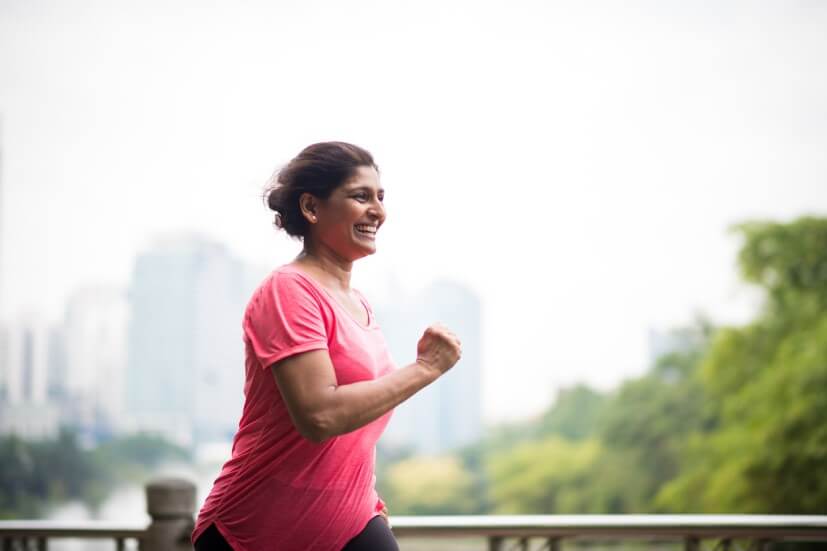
[295,242,353,291]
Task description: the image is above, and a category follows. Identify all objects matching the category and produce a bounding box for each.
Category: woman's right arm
[271,324,461,443]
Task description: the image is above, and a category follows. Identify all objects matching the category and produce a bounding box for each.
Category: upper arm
[244,272,329,368]
[271,350,338,442]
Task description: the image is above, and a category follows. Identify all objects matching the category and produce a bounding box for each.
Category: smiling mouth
[354,224,377,239]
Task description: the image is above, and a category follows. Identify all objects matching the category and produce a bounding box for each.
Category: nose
[367,198,385,222]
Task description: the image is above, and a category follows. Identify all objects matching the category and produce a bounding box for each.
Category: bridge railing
[0,478,194,551]
[391,514,827,550]
[1,479,826,550]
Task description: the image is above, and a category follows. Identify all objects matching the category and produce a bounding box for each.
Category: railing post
[685,536,700,551]
[141,478,196,551]
[488,536,504,551]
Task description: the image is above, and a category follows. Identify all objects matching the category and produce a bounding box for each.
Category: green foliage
[383,456,475,515]
[376,215,827,516]
[0,429,96,518]
[537,385,607,440]
[597,337,711,509]
[658,216,827,513]
[735,217,827,313]
[0,430,189,518]
[449,384,610,515]
[91,433,190,474]
[486,437,602,513]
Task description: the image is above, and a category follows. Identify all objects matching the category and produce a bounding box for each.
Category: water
[45,461,221,551]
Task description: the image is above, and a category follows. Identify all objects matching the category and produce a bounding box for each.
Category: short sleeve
[243,272,329,368]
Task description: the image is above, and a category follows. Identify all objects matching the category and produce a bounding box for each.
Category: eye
[353,192,369,202]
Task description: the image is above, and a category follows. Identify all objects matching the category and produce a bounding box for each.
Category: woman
[192,142,462,551]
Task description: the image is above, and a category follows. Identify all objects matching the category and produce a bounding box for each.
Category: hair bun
[262,141,376,239]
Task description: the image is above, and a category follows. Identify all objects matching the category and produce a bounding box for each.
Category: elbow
[300,427,330,444]
[296,411,337,444]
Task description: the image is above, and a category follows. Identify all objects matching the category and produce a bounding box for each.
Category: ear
[299,193,318,224]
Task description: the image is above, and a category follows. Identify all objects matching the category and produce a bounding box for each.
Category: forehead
[341,165,382,190]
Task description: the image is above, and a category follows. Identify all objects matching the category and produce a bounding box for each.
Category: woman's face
[309,166,386,261]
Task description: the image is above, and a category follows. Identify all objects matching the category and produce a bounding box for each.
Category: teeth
[355,225,377,233]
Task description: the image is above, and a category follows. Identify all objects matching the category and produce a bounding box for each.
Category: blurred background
[1,0,826,529]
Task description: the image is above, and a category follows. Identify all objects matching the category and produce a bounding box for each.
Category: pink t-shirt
[192,265,395,551]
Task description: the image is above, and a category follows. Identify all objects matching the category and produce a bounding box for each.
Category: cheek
[348,202,367,216]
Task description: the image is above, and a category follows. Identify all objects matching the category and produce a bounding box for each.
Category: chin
[350,239,377,258]
[341,246,374,262]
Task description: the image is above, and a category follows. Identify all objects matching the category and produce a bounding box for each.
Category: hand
[416,323,462,376]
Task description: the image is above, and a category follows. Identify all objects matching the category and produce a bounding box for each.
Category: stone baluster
[142,478,196,551]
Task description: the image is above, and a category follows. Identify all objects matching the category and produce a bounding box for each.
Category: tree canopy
[379,216,827,516]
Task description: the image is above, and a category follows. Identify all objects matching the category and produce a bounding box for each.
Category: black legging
[194,516,399,551]
[342,516,399,551]
[194,524,232,551]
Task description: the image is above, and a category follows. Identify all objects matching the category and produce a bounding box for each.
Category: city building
[125,234,257,446]
[0,316,60,439]
[377,280,482,455]
[62,286,129,438]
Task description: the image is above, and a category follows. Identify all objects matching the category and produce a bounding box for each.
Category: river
[46,460,220,551]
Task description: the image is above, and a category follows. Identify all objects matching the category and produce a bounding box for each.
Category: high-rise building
[377,280,482,455]
[0,317,59,439]
[0,324,7,403]
[0,118,5,320]
[125,234,256,446]
[62,286,128,436]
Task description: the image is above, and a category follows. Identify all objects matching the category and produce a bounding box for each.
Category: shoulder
[272,265,319,292]
[245,266,327,316]
[273,265,340,308]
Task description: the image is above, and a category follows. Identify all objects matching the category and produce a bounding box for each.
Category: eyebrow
[346,185,385,193]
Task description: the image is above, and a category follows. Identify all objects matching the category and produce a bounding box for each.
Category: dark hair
[264,141,378,238]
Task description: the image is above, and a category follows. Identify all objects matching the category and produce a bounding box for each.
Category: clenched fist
[415,323,462,376]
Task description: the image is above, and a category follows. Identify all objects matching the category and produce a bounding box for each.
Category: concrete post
[142,478,196,551]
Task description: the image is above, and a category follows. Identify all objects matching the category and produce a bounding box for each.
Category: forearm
[311,361,439,441]
[273,325,460,444]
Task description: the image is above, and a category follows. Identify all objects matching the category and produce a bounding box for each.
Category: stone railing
[391,515,827,550]
[0,478,195,551]
[1,479,826,550]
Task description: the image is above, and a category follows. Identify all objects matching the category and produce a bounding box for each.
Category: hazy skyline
[2,0,826,421]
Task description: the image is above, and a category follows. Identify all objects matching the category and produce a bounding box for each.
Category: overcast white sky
[1,0,826,421]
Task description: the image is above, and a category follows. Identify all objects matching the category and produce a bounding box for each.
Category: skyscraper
[125,234,256,446]
[62,286,128,436]
[377,280,482,455]
[0,117,5,320]
[0,316,59,439]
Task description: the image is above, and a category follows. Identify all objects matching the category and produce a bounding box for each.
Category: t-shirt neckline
[280,265,374,330]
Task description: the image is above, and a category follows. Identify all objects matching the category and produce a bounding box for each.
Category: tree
[0,430,190,518]
[486,437,602,514]
[538,385,607,441]
[384,456,475,515]
[657,217,827,513]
